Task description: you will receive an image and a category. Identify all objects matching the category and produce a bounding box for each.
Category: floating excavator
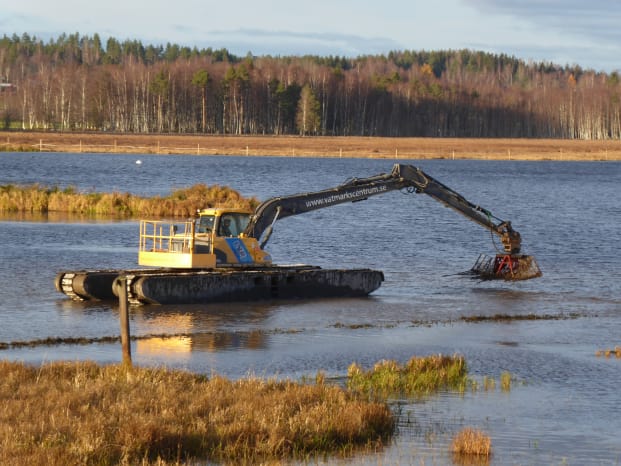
[56,164,542,305]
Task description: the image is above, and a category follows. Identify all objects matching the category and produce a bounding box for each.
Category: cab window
[217,213,250,237]
[196,215,214,233]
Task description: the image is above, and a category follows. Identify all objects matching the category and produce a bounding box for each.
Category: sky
[2,0,620,72]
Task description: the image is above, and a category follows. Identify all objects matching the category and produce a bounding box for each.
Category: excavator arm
[244,164,521,254]
[394,165,522,254]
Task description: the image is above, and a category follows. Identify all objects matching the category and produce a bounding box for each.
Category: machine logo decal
[226,238,253,263]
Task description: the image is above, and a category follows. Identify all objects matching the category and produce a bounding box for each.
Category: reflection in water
[191,330,267,352]
[132,302,274,356]
[135,331,268,357]
[134,301,276,330]
[136,336,192,356]
[0,211,129,223]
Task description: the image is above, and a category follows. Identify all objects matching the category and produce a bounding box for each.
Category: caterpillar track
[55,266,385,306]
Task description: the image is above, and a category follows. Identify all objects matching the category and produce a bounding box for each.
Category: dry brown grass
[2,131,621,160]
[0,184,258,216]
[0,360,394,465]
[451,427,492,461]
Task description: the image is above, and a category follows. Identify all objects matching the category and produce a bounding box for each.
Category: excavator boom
[243,164,540,281]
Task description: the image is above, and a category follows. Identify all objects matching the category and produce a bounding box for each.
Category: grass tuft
[0,360,394,465]
[347,354,468,397]
[500,371,512,391]
[451,427,492,462]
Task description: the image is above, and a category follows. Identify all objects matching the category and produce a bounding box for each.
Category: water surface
[1,152,620,464]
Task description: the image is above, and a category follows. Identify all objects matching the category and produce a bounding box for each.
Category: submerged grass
[0,183,258,217]
[347,354,468,397]
[500,371,512,391]
[0,360,394,465]
[461,313,580,323]
[595,346,621,358]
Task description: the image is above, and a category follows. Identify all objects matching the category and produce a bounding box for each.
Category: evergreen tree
[296,85,321,135]
[191,69,210,132]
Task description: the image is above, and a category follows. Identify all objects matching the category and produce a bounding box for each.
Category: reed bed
[347,354,468,397]
[0,360,394,465]
[0,184,258,217]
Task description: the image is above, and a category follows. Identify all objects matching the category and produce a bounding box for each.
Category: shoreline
[1,131,621,161]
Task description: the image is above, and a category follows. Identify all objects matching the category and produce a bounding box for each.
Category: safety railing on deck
[139,220,195,254]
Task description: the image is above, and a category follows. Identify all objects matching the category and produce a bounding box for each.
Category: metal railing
[139,220,195,253]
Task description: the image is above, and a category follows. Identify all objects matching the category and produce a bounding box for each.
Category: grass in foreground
[0,183,258,217]
[0,360,394,465]
[347,354,468,397]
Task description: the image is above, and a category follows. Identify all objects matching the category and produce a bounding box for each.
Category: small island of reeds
[0,183,258,217]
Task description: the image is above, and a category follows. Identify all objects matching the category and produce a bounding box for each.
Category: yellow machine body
[138,208,272,269]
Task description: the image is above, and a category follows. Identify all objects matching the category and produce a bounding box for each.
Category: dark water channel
[1,152,620,464]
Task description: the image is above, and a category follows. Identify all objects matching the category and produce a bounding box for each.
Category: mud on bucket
[470,254,542,281]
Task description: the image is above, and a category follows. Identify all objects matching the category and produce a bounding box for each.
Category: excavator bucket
[470,254,542,281]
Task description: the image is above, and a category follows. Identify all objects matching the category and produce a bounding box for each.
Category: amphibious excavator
[56,163,541,305]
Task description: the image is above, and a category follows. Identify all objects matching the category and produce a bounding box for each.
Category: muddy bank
[1,131,620,161]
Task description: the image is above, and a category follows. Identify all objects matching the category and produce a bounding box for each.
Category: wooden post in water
[117,276,132,366]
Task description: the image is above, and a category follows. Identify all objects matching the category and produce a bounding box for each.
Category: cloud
[180,29,402,57]
[464,0,621,43]
[460,0,621,70]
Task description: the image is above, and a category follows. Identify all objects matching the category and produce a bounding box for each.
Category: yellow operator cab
[138,208,272,269]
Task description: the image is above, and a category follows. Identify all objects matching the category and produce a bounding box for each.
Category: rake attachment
[470,254,542,281]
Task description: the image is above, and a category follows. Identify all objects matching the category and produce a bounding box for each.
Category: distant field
[1,131,620,161]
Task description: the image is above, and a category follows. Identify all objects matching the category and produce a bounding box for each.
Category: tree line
[1,32,620,139]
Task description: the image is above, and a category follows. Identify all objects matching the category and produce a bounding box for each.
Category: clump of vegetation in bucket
[0,183,258,216]
[450,427,492,463]
[347,354,468,397]
[0,360,394,465]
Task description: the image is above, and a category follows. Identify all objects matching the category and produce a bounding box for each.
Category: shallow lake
[1,152,620,464]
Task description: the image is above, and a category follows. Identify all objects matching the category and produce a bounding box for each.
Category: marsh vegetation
[0,360,393,465]
[0,183,257,216]
[347,354,468,396]
[0,354,514,464]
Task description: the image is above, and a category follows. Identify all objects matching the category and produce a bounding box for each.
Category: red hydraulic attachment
[470,253,542,281]
[494,254,519,276]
